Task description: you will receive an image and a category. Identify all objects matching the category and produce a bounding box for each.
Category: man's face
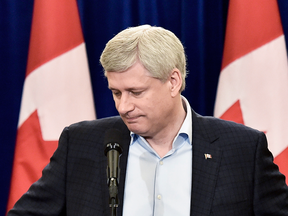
[106,62,175,138]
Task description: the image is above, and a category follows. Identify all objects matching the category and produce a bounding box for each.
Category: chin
[127,126,147,136]
[124,118,150,136]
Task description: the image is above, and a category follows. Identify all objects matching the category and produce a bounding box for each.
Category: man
[8,25,288,215]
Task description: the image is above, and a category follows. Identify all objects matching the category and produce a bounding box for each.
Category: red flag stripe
[221,0,283,70]
[26,0,84,77]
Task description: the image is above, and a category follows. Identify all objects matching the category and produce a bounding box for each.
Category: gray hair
[100,25,187,92]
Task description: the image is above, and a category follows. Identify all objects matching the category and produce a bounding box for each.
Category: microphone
[104,128,123,215]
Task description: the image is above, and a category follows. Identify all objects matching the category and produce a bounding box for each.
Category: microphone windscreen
[104,128,123,145]
[104,128,123,156]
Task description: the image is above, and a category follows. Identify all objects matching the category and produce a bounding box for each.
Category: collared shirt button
[159,161,163,165]
[157,195,161,200]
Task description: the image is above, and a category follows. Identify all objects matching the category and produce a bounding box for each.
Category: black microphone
[104,128,123,215]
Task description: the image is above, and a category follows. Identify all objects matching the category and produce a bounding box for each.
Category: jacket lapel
[190,111,222,216]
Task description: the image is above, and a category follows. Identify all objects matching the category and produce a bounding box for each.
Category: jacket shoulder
[192,110,264,146]
[59,116,129,150]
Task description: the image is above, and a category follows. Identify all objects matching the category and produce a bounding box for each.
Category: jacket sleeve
[253,132,288,215]
[7,127,70,216]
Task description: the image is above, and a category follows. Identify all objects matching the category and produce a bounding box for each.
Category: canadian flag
[6,0,96,211]
[214,0,288,184]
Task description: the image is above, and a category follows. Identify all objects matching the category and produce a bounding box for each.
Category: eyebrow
[108,87,118,91]
[109,87,144,91]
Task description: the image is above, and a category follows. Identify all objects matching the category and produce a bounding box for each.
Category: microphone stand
[104,129,123,216]
[108,177,119,216]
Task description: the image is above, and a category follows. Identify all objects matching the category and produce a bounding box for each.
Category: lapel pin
[204,153,212,159]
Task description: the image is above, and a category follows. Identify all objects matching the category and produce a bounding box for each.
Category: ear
[169,68,182,97]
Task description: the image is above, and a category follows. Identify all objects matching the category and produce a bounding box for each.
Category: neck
[145,96,186,158]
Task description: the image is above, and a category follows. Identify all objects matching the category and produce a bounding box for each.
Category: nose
[116,93,134,115]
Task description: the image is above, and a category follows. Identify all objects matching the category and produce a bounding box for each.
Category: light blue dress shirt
[122,96,192,216]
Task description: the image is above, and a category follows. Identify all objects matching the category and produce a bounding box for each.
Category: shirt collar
[178,95,192,145]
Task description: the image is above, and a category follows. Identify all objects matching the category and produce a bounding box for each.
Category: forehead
[106,62,154,89]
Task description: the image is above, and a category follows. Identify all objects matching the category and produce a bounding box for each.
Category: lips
[126,117,139,123]
[124,115,142,123]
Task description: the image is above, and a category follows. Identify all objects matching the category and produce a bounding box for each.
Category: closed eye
[112,91,121,98]
[131,91,143,96]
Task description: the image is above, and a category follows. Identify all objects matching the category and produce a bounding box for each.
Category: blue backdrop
[1,0,288,215]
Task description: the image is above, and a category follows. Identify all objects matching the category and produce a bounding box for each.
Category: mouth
[124,115,141,123]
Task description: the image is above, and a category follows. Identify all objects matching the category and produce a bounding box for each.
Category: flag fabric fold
[214,0,288,184]
[7,0,96,211]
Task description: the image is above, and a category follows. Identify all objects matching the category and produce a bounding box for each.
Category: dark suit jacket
[8,110,288,215]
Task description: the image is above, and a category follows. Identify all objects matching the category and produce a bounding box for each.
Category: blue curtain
[1,0,288,214]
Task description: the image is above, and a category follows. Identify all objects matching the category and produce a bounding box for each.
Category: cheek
[139,86,171,114]
[143,97,165,115]
[113,98,121,111]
